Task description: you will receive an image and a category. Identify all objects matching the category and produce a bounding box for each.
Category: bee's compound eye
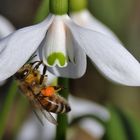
[21,69,29,78]
[23,70,28,76]
[15,69,29,80]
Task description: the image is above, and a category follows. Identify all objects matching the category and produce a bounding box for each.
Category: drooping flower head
[0,0,140,86]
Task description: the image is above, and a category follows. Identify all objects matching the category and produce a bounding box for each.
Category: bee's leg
[53,86,62,93]
[40,65,47,85]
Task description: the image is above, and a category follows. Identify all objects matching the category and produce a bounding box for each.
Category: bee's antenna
[27,54,37,63]
[30,54,37,60]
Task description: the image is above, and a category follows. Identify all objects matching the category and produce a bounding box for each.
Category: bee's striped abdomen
[38,95,71,114]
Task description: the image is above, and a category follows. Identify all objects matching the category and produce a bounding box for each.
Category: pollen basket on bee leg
[41,86,56,96]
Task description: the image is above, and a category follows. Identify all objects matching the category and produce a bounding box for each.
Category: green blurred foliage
[103,106,140,140]
[88,0,132,31]
[0,81,18,139]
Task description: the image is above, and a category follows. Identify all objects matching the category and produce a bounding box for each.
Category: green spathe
[69,0,87,12]
[50,0,68,15]
[47,52,67,66]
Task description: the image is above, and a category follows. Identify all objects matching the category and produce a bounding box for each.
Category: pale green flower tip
[50,0,68,15]
[47,52,67,67]
[69,0,87,12]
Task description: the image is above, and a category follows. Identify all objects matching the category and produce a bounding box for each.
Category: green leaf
[103,106,128,140]
[127,115,140,140]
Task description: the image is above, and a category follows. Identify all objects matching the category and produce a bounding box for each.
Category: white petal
[0,15,15,38]
[46,71,57,84]
[66,26,75,63]
[79,119,105,139]
[69,96,110,121]
[0,36,10,53]
[65,20,140,86]
[42,15,67,67]
[0,15,13,85]
[0,14,54,81]
[70,10,120,42]
[47,29,87,78]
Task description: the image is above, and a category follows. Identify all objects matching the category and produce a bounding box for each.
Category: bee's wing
[29,99,45,126]
[32,109,44,126]
[43,110,57,125]
[30,98,57,125]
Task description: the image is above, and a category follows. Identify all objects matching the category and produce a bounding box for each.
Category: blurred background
[0,0,140,140]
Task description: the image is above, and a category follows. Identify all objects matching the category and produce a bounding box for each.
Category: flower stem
[50,0,68,15]
[69,0,87,12]
[55,78,69,140]
[0,80,18,139]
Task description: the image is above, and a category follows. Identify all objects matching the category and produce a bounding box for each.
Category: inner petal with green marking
[47,52,68,67]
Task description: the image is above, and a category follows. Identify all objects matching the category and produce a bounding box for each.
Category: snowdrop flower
[0,15,15,85]
[1,0,140,86]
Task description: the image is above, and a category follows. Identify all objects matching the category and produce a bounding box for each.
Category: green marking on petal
[47,52,67,67]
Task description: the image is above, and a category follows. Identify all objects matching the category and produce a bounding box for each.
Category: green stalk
[55,78,69,140]
[0,80,18,139]
[69,0,87,12]
[50,0,68,15]
[34,1,69,139]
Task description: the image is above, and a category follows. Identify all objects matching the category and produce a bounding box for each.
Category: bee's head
[15,64,32,81]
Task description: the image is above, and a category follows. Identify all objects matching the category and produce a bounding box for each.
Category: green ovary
[47,52,67,67]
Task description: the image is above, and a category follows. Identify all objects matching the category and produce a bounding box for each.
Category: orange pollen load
[41,86,56,97]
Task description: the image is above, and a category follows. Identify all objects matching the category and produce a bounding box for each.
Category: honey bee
[15,61,71,125]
